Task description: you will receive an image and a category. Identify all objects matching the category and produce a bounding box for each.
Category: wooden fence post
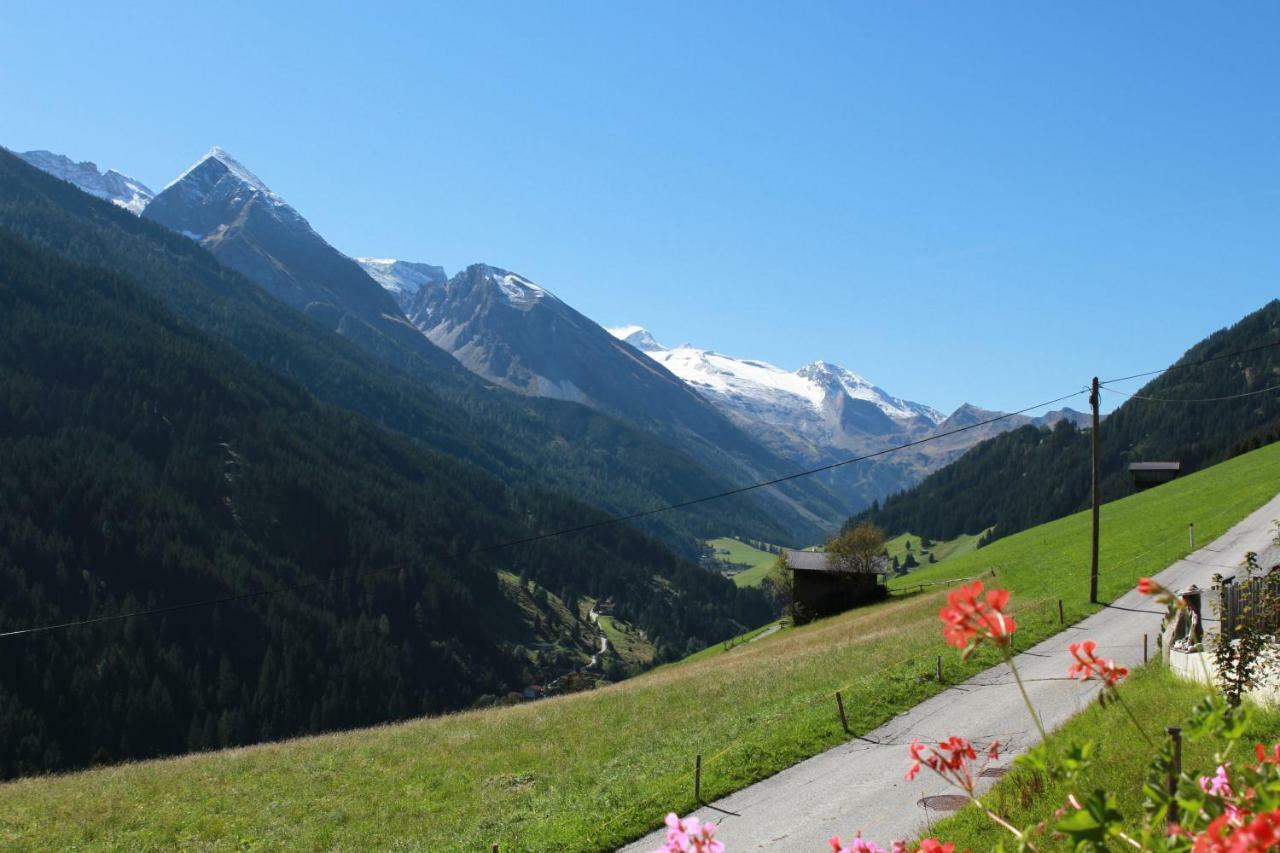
[1143,633,1148,663]
[695,753,702,803]
[1189,523,1195,549]
[1167,727,1182,827]
[1058,599,1064,625]
[835,690,849,733]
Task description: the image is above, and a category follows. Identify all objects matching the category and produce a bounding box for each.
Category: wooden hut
[784,549,887,623]
[1129,461,1181,491]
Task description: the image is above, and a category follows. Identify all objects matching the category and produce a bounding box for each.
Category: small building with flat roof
[784,549,887,623]
[1129,461,1181,492]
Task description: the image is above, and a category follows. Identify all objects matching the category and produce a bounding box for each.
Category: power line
[1100,381,1280,404]
[0,387,1089,639]
[475,387,1091,552]
[10,332,1280,640]
[0,579,327,639]
[1101,339,1280,386]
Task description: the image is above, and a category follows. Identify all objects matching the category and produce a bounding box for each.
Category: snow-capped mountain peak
[607,325,664,353]
[150,146,317,243]
[164,146,276,198]
[796,360,944,423]
[356,258,448,301]
[608,326,943,427]
[17,150,154,214]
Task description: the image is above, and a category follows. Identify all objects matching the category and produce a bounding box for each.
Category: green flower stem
[1112,688,1156,747]
[971,795,1032,848]
[1002,643,1049,744]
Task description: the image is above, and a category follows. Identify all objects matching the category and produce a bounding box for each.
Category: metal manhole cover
[980,767,1008,778]
[918,795,969,812]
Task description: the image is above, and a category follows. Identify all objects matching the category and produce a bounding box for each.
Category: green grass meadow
[706,537,781,588]
[716,527,984,590]
[2,443,1279,850]
[885,529,987,569]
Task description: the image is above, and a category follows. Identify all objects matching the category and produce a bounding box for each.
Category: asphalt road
[621,492,1280,852]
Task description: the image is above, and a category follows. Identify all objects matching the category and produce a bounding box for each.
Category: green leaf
[1056,740,1097,782]
[1055,789,1125,849]
[1185,694,1252,743]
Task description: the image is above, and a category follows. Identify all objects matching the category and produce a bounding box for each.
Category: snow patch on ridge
[607,326,944,425]
[480,266,556,308]
[357,258,448,297]
[18,150,154,214]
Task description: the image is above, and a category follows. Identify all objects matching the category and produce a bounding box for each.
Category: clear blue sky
[4,2,1278,414]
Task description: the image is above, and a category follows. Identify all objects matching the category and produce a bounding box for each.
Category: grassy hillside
[707,537,782,587]
[4,442,1280,850]
[929,665,1280,851]
[885,530,986,570]
[858,299,1280,547]
[597,615,656,669]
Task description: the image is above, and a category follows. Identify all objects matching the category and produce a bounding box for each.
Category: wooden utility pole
[1090,377,1101,604]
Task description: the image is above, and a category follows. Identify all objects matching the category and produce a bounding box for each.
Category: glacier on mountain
[607,326,942,428]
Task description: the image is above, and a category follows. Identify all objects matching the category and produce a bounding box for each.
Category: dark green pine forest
[0,170,774,778]
[856,299,1280,543]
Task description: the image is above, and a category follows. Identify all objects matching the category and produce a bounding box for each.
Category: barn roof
[1129,462,1181,472]
[783,549,886,575]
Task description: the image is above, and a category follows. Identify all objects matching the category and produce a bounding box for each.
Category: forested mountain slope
[137,148,841,537]
[0,147,818,550]
[856,299,1280,542]
[0,230,771,778]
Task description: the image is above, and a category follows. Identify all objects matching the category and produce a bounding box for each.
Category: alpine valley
[1,142,1089,777]
[18,144,1086,522]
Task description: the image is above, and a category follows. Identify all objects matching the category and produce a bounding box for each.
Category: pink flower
[829,834,888,853]
[1199,764,1234,798]
[657,813,722,853]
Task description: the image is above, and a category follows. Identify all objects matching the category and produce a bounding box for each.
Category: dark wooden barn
[784,549,887,624]
[1129,461,1181,491]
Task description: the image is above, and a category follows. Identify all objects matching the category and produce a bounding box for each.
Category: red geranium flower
[1193,807,1280,852]
[1137,576,1184,609]
[906,735,999,794]
[1067,640,1128,688]
[938,581,1017,659]
[916,842,956,853]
